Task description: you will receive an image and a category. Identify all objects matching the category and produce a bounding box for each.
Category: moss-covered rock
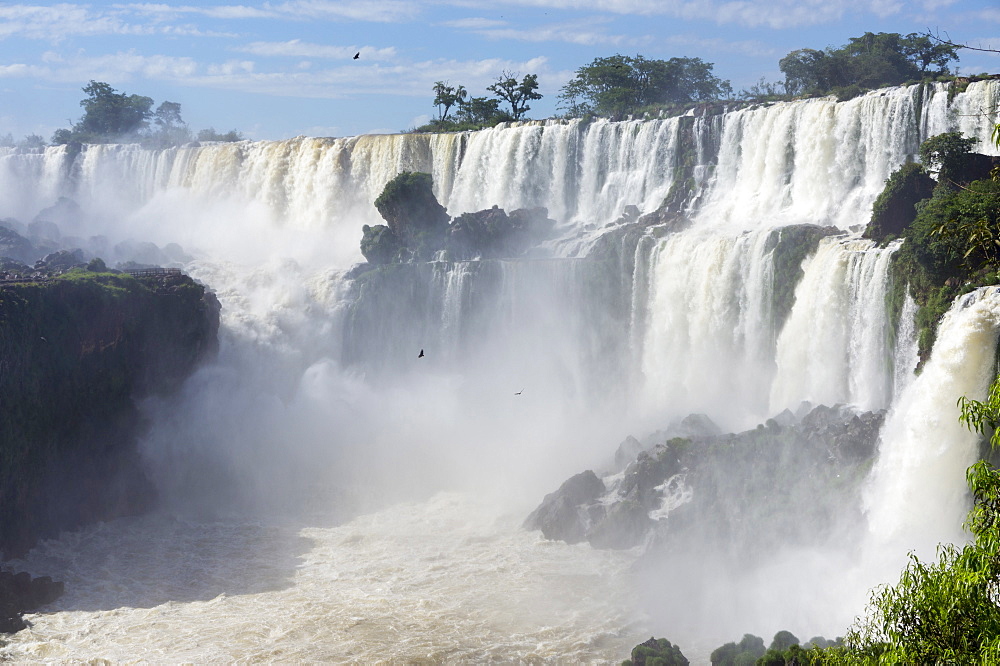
[769,224,840,329]
[0,270,220,558]
[373,171,450,259]
[365,172,557,263]
[864,162,935,243]
[623,637,689,666]
[360,224,403,265]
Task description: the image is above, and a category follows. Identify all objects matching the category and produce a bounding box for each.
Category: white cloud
[921,0,958,10]
[440,17,509,29]
[466,17,646,46]
[664,34,777,58]
[0,4,150,41]
[269,0,421,22]
[0,4,238,41]
[444,0,906,28]
[409,113,432,127]
[0,50,198,83]
[119,4,278,20]
[126,1,421,22]
[237,40,397,61]
[206,60,256,76]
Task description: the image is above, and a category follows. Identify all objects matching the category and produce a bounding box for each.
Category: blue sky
[0,1,998,141]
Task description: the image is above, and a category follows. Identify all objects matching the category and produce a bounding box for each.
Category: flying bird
[514,389,523,395]
[418,349,424,358]
[353,52,360,60]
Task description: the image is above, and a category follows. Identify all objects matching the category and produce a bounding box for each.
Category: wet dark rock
[0,272,220,558]
[526,404,886,556]
[364,172,557,264]
[373,171,450,258]
[0,257,30,273]
[614,435,643,472]
[27,219,61,245]
[626,636,689,666]
[360,224,403,265]
[35,248,86,271]
[674,413,722,438]
[113,240,170,267]
[32,197,80,232]
[0,570,64,634]
[864,162,935,243]
[0,225,37,265]
[448,205,555,260]
[523,470,605,544]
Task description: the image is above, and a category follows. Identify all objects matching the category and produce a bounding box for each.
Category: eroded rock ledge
[525,403,884,556]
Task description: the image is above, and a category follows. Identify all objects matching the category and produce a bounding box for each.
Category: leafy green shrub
[623,637,689,666]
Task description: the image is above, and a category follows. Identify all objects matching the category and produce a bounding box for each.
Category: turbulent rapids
[2,80,1000,662]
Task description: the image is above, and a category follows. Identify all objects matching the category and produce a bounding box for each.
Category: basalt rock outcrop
[525,404,885,557]
[0,570,64,633]
[360,172,557,264]
[0,269,220,559]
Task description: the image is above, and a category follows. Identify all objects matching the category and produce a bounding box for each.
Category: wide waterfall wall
[3,80,1000,656]
[2,80,997,268]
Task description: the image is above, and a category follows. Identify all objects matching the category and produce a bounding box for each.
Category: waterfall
[864,287,1000,557]
[3,80,1000,661]
[2,80,995,267]
[892,290,920,400]
[639,229,779,429]
[770,237,899,414]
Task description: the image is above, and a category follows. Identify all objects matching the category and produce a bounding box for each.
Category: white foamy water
[770,237,899,414]
[864,287,1000,557]
[3,494,642,663]
[2,80,1000,663]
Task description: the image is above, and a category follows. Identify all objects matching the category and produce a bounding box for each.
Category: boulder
[32,196,80,231]
[360,224,403,265]
[373,172,450,258]
[0,570,64,634]
[613,435,643,472]
[523,470,605,543]
[34,248,86,271]
[0,225,37,265]
[526,405,885,553]
[448,205,555,260]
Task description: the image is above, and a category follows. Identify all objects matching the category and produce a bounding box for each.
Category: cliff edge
[0,269,220,559]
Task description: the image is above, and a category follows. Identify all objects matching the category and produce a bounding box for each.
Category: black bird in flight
[514,389,523,395]
[418,349,424,358]
[353,52,360,60]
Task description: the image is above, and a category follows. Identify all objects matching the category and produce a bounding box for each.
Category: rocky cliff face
[0,270,220,559]
[525,404,884,558]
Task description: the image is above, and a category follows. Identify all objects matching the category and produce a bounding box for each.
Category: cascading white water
[3,80,1000,662]
[639,228,779,429]
[892,290,920,400]
[864,287,1000,557]
[769,237,899,414]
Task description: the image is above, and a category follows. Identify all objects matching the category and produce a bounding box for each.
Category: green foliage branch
[558,54,731,118]
[817,377,1000,664]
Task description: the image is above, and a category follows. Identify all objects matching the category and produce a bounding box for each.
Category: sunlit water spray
[864,287,1000,560]
[1,80,1000,662]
